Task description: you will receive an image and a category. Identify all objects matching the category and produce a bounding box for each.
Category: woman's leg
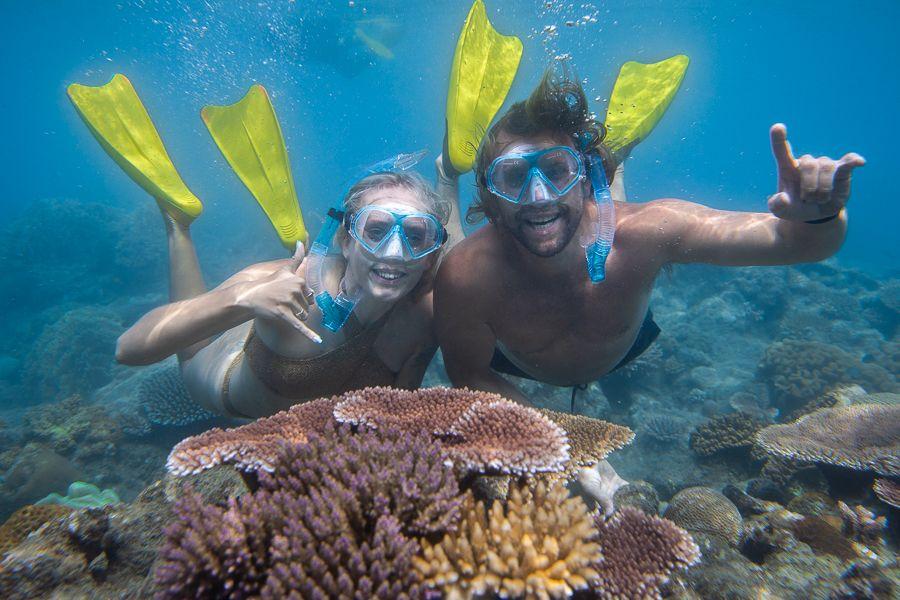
[162,208,206,302]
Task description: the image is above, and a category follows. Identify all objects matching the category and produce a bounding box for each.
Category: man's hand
[233,242,321,344]
[767,123,865,222]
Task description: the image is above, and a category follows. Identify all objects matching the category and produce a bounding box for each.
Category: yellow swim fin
[445,0,523,174]
[67,74,203,223]
[603,54,690,160]
[201,85,307,250]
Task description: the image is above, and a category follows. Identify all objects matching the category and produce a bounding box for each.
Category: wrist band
[805,213,839,224]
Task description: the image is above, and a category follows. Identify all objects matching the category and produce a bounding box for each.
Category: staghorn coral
[439,398,569,475]
[0,504,73,555]
[166,396,337,475]
[641,415,687,445]
[836,501,885,547]
[755,404,900,476]
[414,480,600,599]
[872,478,899,508]
[689,412,765,457]
[157,424,461,599]
[169,387,632,478]
[538,409,634,473]
[663,487,743,546]
[588,507,700,600]
[139,365,214,426]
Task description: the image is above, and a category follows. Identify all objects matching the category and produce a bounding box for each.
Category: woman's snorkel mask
[485,140,615,283]
[306,150,446,332]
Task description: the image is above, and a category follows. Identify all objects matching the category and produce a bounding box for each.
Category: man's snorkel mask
[486,140,615,283]
[306,149,439,332]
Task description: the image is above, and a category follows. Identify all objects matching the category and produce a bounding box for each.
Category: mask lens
[356,209,396,249]
[537,148,580,192]
[491,157,531,198]
[400,215,440,255]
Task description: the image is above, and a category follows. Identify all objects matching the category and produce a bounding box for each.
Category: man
[434,73,864,408]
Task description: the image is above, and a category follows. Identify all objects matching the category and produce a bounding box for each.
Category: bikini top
[243,310,397,401]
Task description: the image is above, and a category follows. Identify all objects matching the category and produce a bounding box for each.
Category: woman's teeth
[373,268,406,281]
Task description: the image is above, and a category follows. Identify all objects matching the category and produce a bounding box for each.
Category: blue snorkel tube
[307,149,429,332]
[582,152,616,283]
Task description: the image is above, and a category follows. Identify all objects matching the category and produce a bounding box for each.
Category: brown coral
[166,396,337,475]
[538,409,635,474]
[663,487,743,546]
[873,478,900,509]
[414,481,600,599]
[689,412,765,457]
[754,404,900,476]
[333,386,477,433]
[589,507,700,600]
[0,504,73,554]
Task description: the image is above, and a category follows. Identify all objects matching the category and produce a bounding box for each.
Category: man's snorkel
[305,149,428,332]
[581,151,615,283]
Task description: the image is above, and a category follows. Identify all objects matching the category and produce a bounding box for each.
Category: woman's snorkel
[305,150,429,332]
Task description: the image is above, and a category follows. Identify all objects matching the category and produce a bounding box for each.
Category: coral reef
[22,306,123,402]
[22,395,122,460]
[755,403,900,476]
[836,501,885,547]
[0,504,72,555]
[139,365,214,427]
[689,412,764,457]
[156,424,461,598]
[0,443,81,516]
[36,482,120,509]
[872,478,899,508]
[663,487,743,546]
[414,480,600,599]
[588,507,701,600]
[612,481,661,516]
[166,396,338,475]
[641,415,687,445]
[168,387,634,478]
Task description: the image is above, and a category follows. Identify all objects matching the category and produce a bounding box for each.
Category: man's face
[490,133,587,258]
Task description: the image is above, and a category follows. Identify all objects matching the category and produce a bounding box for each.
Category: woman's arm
[117,248,319,365]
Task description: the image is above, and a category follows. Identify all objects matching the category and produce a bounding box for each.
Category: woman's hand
[233,242,322,344]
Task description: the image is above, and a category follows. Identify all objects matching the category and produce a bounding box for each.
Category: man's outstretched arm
[433,250,534,406]
[653,124,864,267]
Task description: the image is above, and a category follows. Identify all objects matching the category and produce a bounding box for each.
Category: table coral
[755,403,899,476]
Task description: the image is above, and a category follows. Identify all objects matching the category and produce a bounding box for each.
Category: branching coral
[140,365,214,426]
[414,480,600,599]
[755,404,900,476]
[588,507,701,600]
[689,412,764,457]
[157,424,462,599]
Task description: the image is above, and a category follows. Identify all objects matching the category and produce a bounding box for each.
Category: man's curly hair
[468,69,615,224]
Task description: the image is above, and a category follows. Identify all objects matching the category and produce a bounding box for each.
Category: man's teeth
[374,268,406,280]
[526,214,560,228]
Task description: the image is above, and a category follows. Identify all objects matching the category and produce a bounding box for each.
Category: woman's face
[341,185,437,303]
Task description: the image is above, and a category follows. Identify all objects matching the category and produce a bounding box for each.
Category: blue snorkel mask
[486,143,615,283]
[306,149,432,332]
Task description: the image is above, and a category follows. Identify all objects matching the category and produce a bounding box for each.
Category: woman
[117,156,464,418]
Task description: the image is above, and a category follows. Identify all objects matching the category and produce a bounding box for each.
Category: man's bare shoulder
[436,226,504,296]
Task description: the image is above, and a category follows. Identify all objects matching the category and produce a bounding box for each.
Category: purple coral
[155,423,462,598]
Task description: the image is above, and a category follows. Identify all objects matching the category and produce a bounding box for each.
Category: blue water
[4,0,898,273]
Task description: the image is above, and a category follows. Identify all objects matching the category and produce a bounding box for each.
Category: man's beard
[508,202,582,258]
